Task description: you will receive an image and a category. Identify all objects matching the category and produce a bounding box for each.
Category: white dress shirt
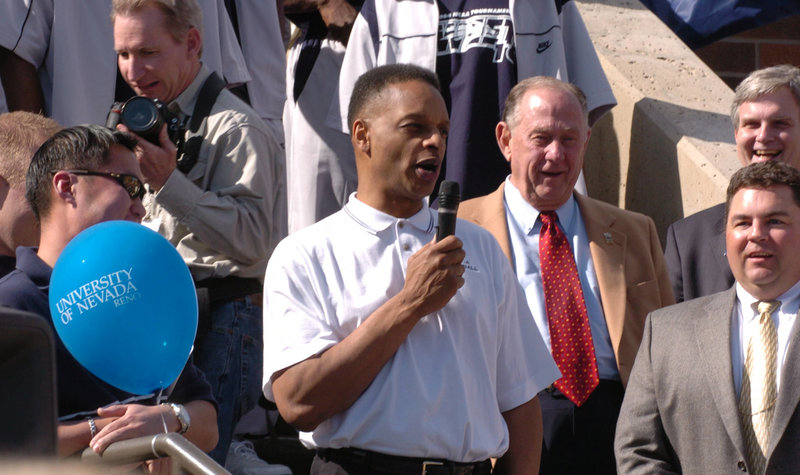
[732,280,800,395]
[503,177,619,381]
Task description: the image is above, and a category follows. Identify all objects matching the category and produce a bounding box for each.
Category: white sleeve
[327,10,377,134]
[231,0,286,121]
[262,238,339,400]
[197,0,250,85]
[559,1,616,124]
[0,0,53,67]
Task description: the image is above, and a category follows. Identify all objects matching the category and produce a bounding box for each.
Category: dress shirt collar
[503,176,578,234]
[168,63,211,118]
[344,193,435,235]
[735,279,800,321]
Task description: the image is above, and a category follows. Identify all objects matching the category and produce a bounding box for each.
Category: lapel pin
[604,232,613,244]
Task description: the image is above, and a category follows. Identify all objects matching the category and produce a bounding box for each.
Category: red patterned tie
[539,211,599,406]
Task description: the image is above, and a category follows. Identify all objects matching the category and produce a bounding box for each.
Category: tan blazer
[458,183,674,386]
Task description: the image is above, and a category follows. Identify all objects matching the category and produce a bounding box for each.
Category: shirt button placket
[397,220,412,254]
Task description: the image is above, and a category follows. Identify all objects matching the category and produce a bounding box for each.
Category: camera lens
[121,97,162,133]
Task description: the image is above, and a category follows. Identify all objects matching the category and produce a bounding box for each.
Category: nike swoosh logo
[537,40,552,53]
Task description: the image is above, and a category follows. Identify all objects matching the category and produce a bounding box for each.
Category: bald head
[502,76,588,132]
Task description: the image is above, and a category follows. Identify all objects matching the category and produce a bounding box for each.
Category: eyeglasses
[59,169,145,200]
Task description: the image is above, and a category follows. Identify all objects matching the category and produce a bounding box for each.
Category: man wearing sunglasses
[0,125,218,470]
[58,170,146,201]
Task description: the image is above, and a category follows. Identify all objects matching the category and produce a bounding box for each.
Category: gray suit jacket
[664,203,734,303]
[615,288,800,474]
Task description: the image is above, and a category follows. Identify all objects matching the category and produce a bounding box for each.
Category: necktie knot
[540,211,557,226]
[757,300,779,319]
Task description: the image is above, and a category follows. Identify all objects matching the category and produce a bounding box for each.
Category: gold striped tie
[739,300,779,475]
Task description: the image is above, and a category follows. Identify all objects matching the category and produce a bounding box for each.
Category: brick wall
[695,14,800,90]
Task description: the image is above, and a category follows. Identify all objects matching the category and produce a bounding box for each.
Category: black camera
[106,96,183,145]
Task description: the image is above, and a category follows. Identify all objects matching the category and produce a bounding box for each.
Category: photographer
[111,0,286,465]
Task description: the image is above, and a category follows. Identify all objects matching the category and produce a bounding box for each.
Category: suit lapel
[693,288,747,456]
[473,184,514,264]
[768,310,800,456]
[711,210,731,280]
[577,194,626,351]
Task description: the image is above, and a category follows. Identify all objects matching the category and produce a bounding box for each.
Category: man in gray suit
[616,160,800,474]
[664,65,800,302]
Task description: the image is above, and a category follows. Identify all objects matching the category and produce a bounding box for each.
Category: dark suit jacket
[615,289,800,474]
[458,183,674,386]
[664,203,734,303]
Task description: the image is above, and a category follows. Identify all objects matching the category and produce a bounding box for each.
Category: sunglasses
[58,169,145,200]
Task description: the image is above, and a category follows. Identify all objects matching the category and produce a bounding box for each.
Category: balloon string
[157,388,169,434]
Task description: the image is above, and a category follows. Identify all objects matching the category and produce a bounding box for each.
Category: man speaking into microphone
[262,64,559,474]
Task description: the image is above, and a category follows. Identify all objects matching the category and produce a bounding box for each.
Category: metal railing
[81,432,230,475]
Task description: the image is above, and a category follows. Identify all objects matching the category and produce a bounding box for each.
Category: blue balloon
[49,221,197,395]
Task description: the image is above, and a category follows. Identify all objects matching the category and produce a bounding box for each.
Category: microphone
[436,180,461,241]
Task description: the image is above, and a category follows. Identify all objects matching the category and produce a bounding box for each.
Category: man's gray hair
[731,64,800,128]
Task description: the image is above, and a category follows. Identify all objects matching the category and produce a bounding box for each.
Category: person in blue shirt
[0,125,217,469]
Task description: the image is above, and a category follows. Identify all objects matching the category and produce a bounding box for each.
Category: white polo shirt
[263,194,559,462]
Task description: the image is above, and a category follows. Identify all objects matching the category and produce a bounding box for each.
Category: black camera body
[106,96,183,145]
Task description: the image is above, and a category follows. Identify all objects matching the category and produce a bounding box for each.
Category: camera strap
[176,71,227,174]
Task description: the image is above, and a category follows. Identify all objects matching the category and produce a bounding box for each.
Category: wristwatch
[163,402,190,434]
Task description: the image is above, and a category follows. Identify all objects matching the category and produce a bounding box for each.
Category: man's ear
[496,121,513,163]
[352,119,370,154]
[186,27,202,59]
[52,171,77,206]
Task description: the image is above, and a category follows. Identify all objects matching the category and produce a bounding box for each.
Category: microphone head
[437,180,461,209]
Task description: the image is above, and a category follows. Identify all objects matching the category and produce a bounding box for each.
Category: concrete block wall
[575,0,739,244]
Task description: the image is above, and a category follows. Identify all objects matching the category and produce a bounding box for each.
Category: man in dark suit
[616,160,800,474]
[665,65,800,302]
[459,76,674,474]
